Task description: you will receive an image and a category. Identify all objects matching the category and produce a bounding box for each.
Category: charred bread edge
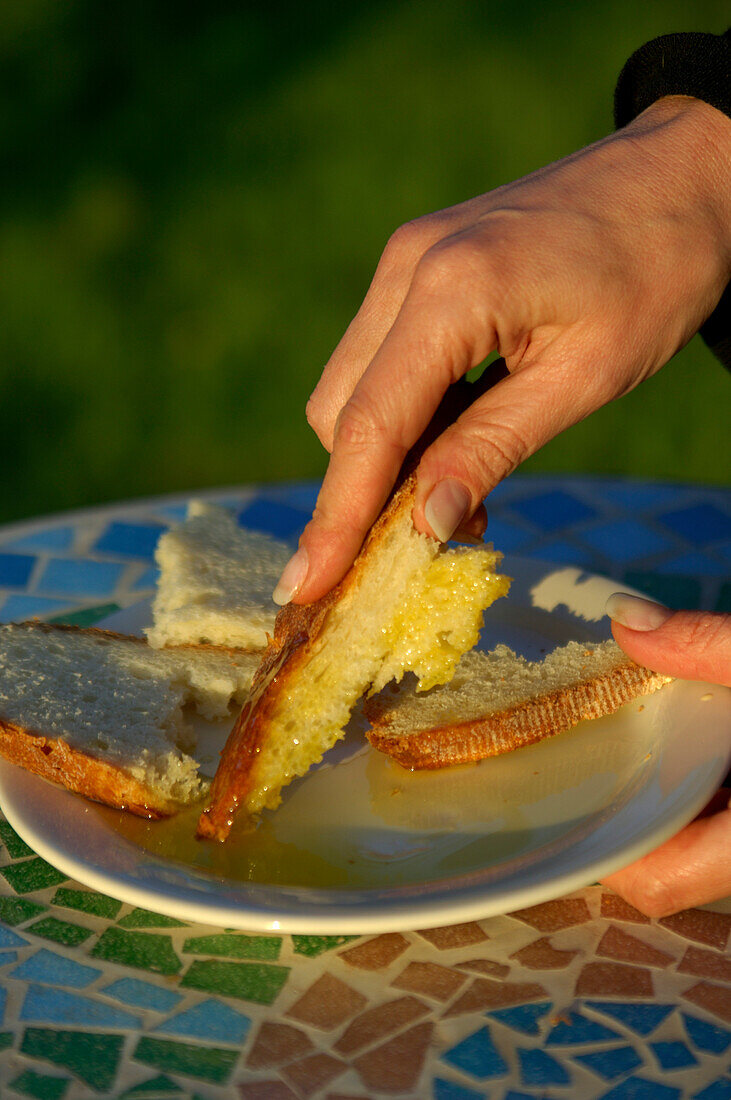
[365,660,673,769]
[197,474,422,841]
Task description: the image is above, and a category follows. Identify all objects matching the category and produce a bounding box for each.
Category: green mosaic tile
[0,1030,14,1051]
[9,1069,70,1100]
[133,1037,238,1085]
[27,917,93,948]
[0,819,35,858]
[51,887,122,920]
[0,858,68,894]
[20,1029,123,1093]
[181,960,289,1005]
[715,581,731,613]
[91,928,181,976]
[118,908,187,929]
[182,933,281,960]
[0,897,47,925]
[49,603,121,627]
[622,570,701,611]
[291,934,358,957]
[120,1074,187,1097]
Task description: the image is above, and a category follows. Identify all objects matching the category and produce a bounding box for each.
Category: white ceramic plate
[0,555,729,933]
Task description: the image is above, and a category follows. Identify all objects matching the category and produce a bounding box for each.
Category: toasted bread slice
[0,622,259,817]
[197,473,510,840]
[146,501,291,651]
[365,639,673,768]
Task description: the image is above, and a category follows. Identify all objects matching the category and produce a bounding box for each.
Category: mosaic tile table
[0,474,729,1100]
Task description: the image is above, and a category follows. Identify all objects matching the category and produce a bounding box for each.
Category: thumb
[606,594,731,686]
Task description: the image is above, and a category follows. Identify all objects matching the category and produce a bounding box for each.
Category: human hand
[601,592,731,916]
[273,95,731,606]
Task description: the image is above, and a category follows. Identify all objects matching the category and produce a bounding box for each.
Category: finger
[413,338,620,537]
[606,596,731,685]
[453,503,488,543]
[307,213,465,450]
[290,246,507,603]
[601,790,731,916]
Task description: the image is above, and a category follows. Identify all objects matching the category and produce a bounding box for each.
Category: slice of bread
[197,473,510,841]
[146,501,292,651]
[0,623,259,817]
[365,639,673,768]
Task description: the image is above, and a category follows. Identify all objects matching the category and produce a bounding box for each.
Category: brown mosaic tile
[510,937,579,970]
[455,958,510,979]
[415,922,487,949]
[334,996,429,1055]
[510,897,592,932]
[575,962,654,998]
[339,933,409,970]
[596,925,675,969]
[354,1021,434,1093]
[238,1083,299,1100]
[282,1053,346,1098]
[682,981,731,1024]
[246,1022,315,1069]
[444,977,547,1016]
[286,973,367,1031]
[391,961,467,1002]
[600,891,651,923]
[678,946,731,983]
[660,909,731,952]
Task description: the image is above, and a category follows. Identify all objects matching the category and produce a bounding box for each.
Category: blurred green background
[0,0,728,524]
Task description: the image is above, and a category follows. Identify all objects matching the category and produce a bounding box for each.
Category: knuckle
[467,419,531,484]
[383,219,428,265]
[333,397,382,454]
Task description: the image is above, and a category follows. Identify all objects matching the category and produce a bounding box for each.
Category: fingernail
[273,548,309,606]
[423,479,472,543]
[606,592,673,631]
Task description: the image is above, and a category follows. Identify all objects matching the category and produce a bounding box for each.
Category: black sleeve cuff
[614,31,731,370]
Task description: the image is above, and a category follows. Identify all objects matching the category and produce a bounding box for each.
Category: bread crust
[365,660,672,768]
[197,473,420,841]
[0,718,181,818]
[0,621,236,818]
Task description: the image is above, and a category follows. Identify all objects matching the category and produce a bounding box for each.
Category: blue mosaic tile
[649,1040,697,1070]
[479,518,533,553]
[658,503,731,545]
[621,571,701,610]
[682,1012,731,1055]
[154,999,250,1044]
[509,490,597,532]
[236,498,307,541]
[1,526,75,552]
[599,482,692,510]
[573,1046,643,1081]
[580,521,673,564]
[518,1047,570,1086]
[0,951,18,966]
[21,984,142,1029]
[487,1002,553,1036]
[433,1080,486,1100]
[600,1077,681,1100]
[270,482,320,511]
[10,948,101,989]
[38,558,126,597]
[0,594,72,622]
[132,566,160,590]
[693,1080,731,1100]
[526,539,591,566]
[441,1026,508,1079]
[660,551,729,576]
[586,1002,675,1036]
[0,926,28,950]
[93,522,167,559]
[102,979,182,1013]
[0,984,6,1022]
[547,1011,623,1045]
[0,552,35,588]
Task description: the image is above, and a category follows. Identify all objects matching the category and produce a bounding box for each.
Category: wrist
[628,96,731,278]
